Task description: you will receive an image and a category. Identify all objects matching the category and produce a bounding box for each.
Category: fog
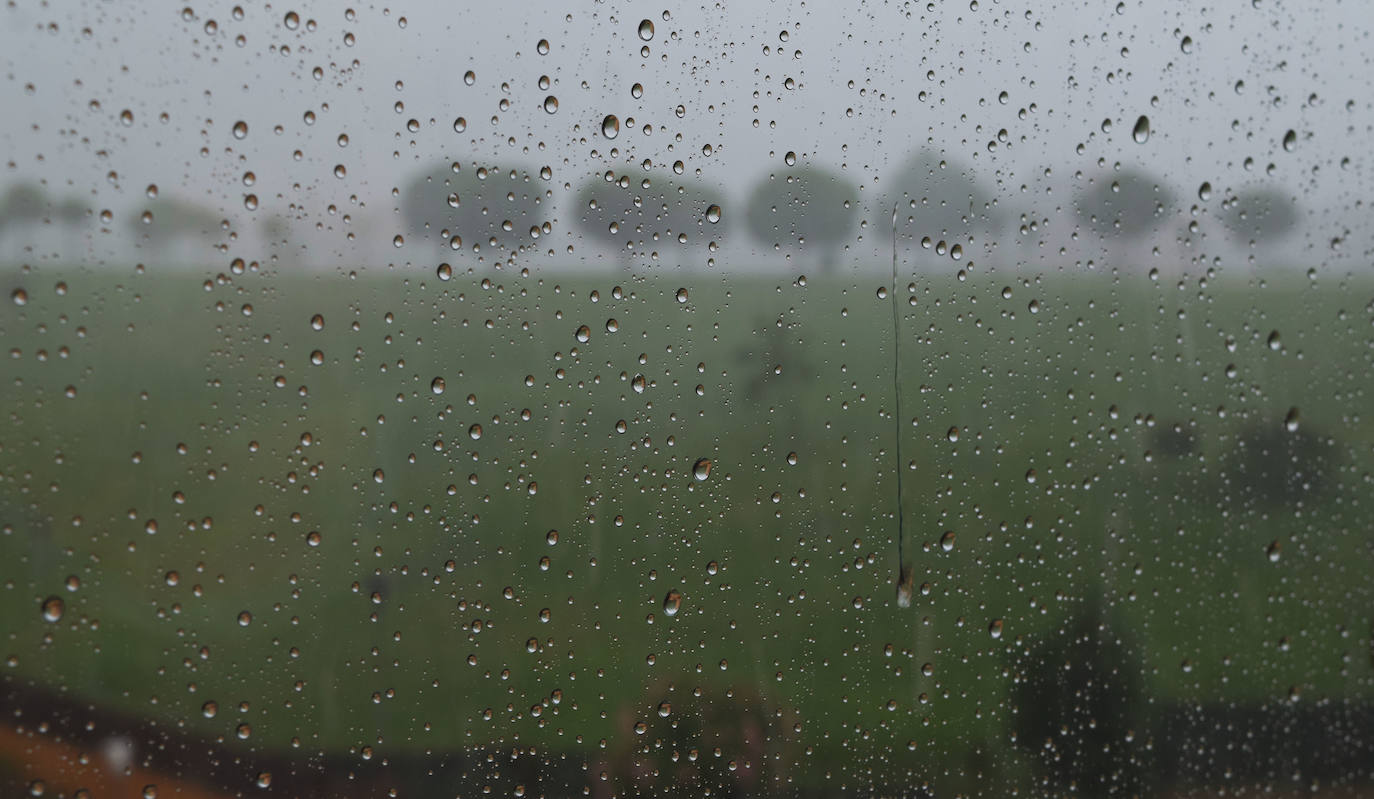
[1,0,1368,273]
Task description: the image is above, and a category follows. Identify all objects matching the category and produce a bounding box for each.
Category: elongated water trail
[892,204,914,608]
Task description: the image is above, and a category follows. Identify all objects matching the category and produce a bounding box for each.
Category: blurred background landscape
[2,1,1373,797]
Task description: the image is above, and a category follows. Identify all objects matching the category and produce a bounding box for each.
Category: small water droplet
[11,288,27,306]
[537,39,550,55]
[1267,540,1282,562]
[939,531,956,552]
[1132,115,1150,144]
[988,618,1004,639]
[946,426,960,443]
[469,424,483,441]
[431,377,446,395]
[310,314,325,331]
[237,610,253,627]
[201,700,218,718]
[1198,181,1212,201]
[464,70,476,86]
[1267,330,1282,350]
[232,120,248,139]
[1282,129,1297,152]
[675,287,689,303]
[1284,407,1300,432]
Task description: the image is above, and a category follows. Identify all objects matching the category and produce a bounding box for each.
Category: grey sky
[1,0,1368,271]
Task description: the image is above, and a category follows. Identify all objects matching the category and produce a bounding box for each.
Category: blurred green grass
[1,263,1371,783]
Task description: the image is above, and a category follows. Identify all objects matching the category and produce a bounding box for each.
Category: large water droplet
[41,596,64,622]
[692,458,712,481]
[1132,115,1150,144]
[543,95,558,114]
[705,204,722,223]
[1284,407,1300,432]
[663,589,682,616]
[638,19,655,41]
[431,377,446,395]
[575,324,591,343]
[1282,129,1297,152]
[601,115,620,139]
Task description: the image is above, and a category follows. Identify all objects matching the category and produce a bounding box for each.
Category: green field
[3,262,1372,792]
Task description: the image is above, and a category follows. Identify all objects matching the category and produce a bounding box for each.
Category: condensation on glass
[1,2,1371,797]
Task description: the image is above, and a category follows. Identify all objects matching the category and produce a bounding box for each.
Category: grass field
[3,261,1372,792]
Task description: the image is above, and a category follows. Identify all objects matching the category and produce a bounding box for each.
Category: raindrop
[237,610,252,627]
[453,117,467,133]
[284,11,299,29]
[543,95,558,114]
[989,619,1004,639]
[11,288,27,306]
[638,19,655,41]
[663,589,682,616]
[464,70,476,86]
[705,204,722,223]
[201,700,218,718]
[537,39,550,55]
[431,377,446,395]
[437,263,452,281]
[469,424,483,440]
[784,151,797,166]
[601,115,620,139]
[1267,540,1282,562]
[692,458,712,481]
[40,596,64,622]
[575,325,591,343]
[675,287,689,303]
[939,531,956,552]
[605,318,619,333]
[1132,115,1150,144]
[1282,129,1297,152]
[946,426,960,443]
[1198,181,1212,201]
[1267,330,1281,350]
[232,120,248,139]
[631,83,643,99]
[657,701,672,717]
[310,314,325,330]
[1284,407,1300,432]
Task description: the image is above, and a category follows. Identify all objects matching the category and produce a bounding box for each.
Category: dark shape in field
[1221,418,1339,508]
[1010,597,1150,795]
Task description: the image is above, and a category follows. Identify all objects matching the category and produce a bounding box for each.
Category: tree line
[0,155,1303,270]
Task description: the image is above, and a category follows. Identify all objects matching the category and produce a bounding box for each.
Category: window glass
[2,2,1371,796]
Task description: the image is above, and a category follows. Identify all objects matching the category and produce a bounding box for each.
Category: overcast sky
[1,0,1368,272]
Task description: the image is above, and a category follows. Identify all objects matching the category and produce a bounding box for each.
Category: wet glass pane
[2,2,1372,796]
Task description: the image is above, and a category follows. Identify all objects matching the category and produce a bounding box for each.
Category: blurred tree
[1223,186,1300,247]
[128,198,220,261]
[400,161,552,263]
[744,165,857,272]
[883,149,1003,263]
[1077,168,1175,269]
[0,182,50,241]
[571,170,727,271]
